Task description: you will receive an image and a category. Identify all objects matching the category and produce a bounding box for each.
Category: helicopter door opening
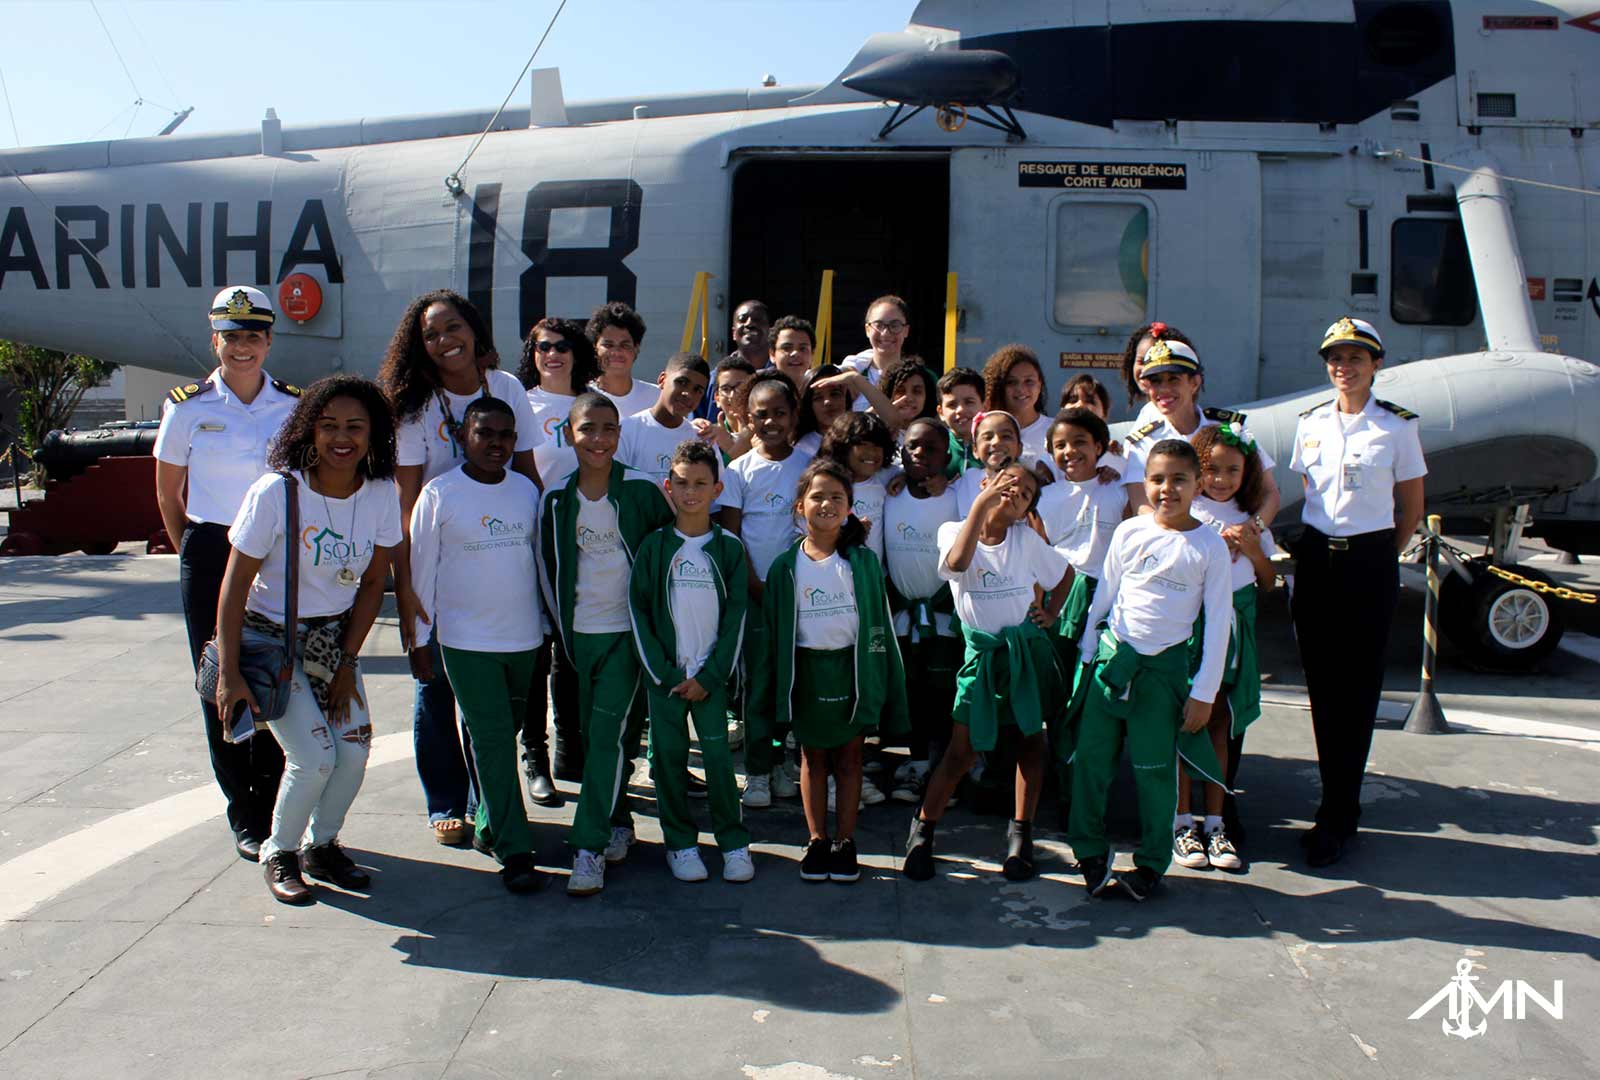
[728,156,950,364]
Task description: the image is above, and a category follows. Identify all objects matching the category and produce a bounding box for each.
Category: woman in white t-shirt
[378,290,543,849]
[215,376,403,906]
[517,317,599,487]
[840,294,912,393]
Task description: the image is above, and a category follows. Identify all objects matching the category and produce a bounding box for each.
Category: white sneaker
[770,765,799,799]
[781,759,801,783]
[859,776,887,805]
[603,825,635,864]
[741,774,772,808]
[892,760,917,784]
[727,717,744,751]
[568,849,605,896]
[862,757,884,775]
[667,847,709,882]
[722,846,756,883]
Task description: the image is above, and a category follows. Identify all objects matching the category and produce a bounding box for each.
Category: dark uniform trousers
[1290,527,1398,836]
[523,635,582,776]
[180,522,285,841]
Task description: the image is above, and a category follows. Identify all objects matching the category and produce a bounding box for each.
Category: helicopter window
[1390,217,1476,326]
[1048,201,1149,331]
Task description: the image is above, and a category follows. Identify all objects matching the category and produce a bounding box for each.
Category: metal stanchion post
[1403,513,1450,734]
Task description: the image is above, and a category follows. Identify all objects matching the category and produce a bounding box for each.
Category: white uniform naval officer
[1288,317,1426,868]
[154,285,301,861]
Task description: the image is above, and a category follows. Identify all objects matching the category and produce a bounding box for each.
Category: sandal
[432,817,468,846]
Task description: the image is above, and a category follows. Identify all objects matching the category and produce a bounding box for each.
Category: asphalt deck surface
[0,552,1596,1080]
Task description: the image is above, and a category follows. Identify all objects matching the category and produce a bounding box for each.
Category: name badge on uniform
[1343,462,1363,491]
[198,422,226,432]
[1301,438,1320,450]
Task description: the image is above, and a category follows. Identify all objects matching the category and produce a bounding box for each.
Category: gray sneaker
[603,826,635,864]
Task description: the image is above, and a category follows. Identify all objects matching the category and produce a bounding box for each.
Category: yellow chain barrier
[1483,565,1598,605]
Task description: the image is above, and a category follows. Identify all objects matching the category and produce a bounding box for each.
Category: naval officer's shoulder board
[1125,420,1161,446]
[1375,399,1419,421]
[271,379,303,398]
[166,382,214,406]
[1202,406,1245,425]
[1298,398,1335,418]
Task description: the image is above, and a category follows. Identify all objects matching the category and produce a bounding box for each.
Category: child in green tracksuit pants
[1068,438,1233,902]
[538,392,674,897]
[755,458,909,885]
[628,442,755,884]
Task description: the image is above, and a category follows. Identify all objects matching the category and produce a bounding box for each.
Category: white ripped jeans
[250,630,371,863]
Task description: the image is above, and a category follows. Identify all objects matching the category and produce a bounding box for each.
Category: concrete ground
[0,553,1596,1080]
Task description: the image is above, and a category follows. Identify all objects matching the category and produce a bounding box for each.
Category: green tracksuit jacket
[626,524,750,694]
[537,461,674,657]
[755,540,910,737]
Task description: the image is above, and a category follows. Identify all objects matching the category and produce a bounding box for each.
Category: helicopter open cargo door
[947,147,1262,412]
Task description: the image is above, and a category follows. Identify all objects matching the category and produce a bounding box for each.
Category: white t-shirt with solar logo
[525,386,578,485]
[717,449,809,581]
[883,487,960,638]
[665,530,720,677]
[936,520,1069,634]
[407,467,542,652]
[794,548,860,650]
[573,490,632,633]
[619,409,699,488]
[229,470,403,622]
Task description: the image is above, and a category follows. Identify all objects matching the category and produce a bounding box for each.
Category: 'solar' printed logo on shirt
[801,586,855,614]
[481,515,527,537]
[301,526,372,567]
[671,554,714,581]
[577,524,621,552]
[761,491,792,511]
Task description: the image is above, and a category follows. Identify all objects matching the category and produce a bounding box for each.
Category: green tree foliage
[0,340,119,454]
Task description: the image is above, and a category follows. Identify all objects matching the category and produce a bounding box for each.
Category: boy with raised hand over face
[617,351,716,488]
[409,396,546,895]
[538,392,675,897]
[628,441,755,884]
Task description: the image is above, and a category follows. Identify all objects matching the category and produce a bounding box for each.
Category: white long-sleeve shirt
[408,466,542,652]
[1079,514,1233,704]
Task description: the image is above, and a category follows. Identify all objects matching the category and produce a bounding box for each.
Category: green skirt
[792,646,861,749]
[1222,583,1261,735]
[1185,584,1263,737]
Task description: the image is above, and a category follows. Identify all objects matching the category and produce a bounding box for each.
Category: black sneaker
[471,830,494,858]
[800,838,831,882]
[500,853,547,894]
[829,838,861,883]
[300,841,371,890]
[902,816,936,881]
[1079,854,1114,898]
[1002,819,1034,881]
[1117,866,1161,902]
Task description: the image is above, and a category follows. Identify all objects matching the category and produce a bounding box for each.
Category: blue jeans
[243,626,370,863]
[413,637,480,824]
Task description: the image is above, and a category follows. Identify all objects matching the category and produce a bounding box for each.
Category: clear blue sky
[0,0,917,148]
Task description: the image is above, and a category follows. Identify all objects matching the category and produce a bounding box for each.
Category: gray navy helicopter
[1,0,1598,669]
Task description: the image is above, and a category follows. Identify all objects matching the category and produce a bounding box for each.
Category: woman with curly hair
[377,290,542,849]
[214,376,402,904]
[981,344,1052,460]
